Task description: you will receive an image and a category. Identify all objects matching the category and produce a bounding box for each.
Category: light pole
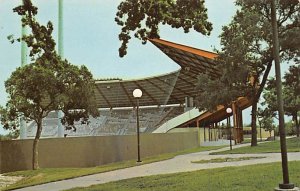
[226,107,233,150]
[133,88,142,163]
[271,0,296,190]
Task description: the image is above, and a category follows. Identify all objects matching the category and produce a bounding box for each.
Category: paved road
[13,144,300,191]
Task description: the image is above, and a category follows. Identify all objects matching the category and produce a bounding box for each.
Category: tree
[283,65,300,137]
[115,0,212,57]
[195,0,300,146]
[257,107,276,140]
[263,65,300,137]
[262,78,278,115]
[284,120,298,136]
[0,130,19,141]
[261,116,276,138]
[195,57,251,111]
[1,0,99,170]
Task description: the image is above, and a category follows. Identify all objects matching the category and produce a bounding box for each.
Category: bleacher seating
[25,106,185,138]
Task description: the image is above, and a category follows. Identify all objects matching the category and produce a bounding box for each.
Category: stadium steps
[153,108,204,133]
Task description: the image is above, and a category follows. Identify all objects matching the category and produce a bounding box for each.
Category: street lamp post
[133,88,142,163]
[226,107,233,150]
[270,1,297,190]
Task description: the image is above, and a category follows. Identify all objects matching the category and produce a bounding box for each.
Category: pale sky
[0,0,266,134]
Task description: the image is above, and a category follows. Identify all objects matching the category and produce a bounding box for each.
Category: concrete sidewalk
[13,144,300,191]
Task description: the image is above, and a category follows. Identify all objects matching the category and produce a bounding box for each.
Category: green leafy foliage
[195,59,251,112]
[196,0,300,110]
[0,131,19,141]
[284,120,298,136]
[257,107,276,138]
[195,0,300,146]
[115,0,212,57]
[263,65,300,136]
[0,105,19,131]
[261,116,276,136]
[4,58,99,126]
[262,78,277,111]
[283,65,300,119]
[13,0,55,59]
[1,0,99,169]
[263,66,300,116]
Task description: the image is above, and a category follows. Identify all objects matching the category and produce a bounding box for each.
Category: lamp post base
[274,188,299,191]
[275,183,299,191]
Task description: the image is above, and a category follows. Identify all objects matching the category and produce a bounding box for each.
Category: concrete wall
[169,127,220,143]
[0,141,2,173]
[0,132,198,173]
[243,127,274,139]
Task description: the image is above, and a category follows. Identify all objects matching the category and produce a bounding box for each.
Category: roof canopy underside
[93,38,220,109]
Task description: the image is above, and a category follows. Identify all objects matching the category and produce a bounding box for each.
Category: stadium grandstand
[25,38,252,143]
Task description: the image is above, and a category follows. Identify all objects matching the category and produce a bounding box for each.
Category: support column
[184,97,194,112]
[232,102,237,144]
[238,107,244,142]
[203,125,206,142]
[215,122,219,141]
[196,120,201,146]
[208,125,211,141]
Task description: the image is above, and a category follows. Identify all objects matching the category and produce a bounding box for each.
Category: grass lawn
[211,137,300,155]
[67,161,300,191]
[2,146,224,191]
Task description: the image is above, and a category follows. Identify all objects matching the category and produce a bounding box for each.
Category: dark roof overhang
[94,38,220,108]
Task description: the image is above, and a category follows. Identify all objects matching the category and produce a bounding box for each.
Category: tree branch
[254,58,273,102]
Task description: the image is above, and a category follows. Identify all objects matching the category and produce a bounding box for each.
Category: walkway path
[13,144,300,191]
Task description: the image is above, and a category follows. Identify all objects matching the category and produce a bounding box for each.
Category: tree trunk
[249,61,272,146]
[251,101,258,146]
[32,119,43,170]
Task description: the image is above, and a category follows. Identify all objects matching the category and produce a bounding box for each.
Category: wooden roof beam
[134,81,160,106]
[150,38,218,59]
[154,76,193,97]
[145,79,182,104]
[95,85,112,108]
[120,82,135,106]
[177,75,197,87]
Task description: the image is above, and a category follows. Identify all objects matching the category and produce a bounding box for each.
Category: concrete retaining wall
[0,141,2,173]
[0,132,198,173]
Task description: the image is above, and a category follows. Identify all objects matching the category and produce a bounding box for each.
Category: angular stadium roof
[93,38,220,109]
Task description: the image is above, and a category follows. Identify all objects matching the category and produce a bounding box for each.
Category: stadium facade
[24,38,252,144]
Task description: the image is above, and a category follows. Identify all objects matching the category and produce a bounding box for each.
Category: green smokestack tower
[57,0,64,137]
[20,14,28,139]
